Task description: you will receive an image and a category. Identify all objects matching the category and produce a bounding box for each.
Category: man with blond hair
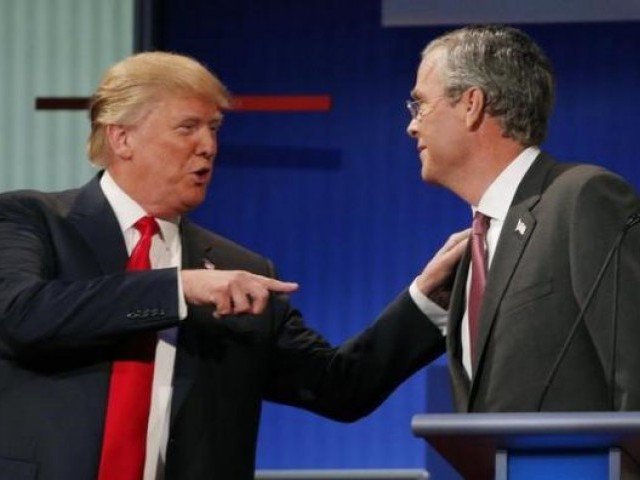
[0,52,444,480]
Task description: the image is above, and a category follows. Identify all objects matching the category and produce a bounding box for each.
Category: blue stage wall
[159,0,640,474]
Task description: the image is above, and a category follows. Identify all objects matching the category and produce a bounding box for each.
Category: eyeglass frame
[405,96,446,120]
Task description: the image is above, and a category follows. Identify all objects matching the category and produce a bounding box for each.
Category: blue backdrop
[159,0,640,475]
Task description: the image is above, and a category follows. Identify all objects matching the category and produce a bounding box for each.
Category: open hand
[416,229,470,309]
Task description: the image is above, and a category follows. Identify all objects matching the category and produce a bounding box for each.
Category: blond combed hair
[87,51,231,167]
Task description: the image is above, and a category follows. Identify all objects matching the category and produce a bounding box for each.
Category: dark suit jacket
[0,176,444,480]
[445,153,640,412]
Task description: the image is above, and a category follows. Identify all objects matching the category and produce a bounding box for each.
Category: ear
[462,87,486,130]
[105,124,133,160]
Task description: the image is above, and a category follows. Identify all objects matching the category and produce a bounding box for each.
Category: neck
[450,140,526,206]
[105,165,179,220]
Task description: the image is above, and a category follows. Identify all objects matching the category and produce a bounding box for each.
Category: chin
[420,164,431,183]
[421,168,442,186]
[183,197,206,212]
[419,154,442,184]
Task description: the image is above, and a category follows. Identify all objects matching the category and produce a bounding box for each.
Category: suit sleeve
[570,170,640,409]
[0,197,180,359]
[263,290,446,422]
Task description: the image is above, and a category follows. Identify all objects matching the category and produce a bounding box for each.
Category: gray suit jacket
[446,153,640,412]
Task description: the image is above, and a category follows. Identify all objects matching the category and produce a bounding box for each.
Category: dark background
[154,0,640,475]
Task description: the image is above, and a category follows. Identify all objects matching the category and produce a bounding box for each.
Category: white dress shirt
[100,171,186,480]
[410,146,540,377]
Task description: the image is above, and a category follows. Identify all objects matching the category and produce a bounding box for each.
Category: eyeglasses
[406,99,423,120]
[405,97,443,120]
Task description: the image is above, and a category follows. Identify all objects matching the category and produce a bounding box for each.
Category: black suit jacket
[0,176,444,480]
[445,153,640,412]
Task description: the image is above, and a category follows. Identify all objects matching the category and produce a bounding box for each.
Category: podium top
[412,411,640,436]
[412,412,640,479]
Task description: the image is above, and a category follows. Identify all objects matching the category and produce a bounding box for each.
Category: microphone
[536,210,640,411]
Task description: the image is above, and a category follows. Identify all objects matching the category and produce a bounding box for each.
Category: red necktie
[98,216,159,480]
[468,212,490,370]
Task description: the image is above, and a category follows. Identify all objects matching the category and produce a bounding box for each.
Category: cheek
[417,117,441,144]
[416,121,430,139]
[156,148,192,179]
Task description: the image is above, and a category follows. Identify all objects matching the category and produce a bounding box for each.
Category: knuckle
[255,289,269,300]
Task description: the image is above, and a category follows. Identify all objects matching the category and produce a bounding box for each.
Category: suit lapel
[66,174,128,274]
[170,218,219,425]
[467,154,555,409]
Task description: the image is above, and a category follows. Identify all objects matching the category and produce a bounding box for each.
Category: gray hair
[423,25,554,146]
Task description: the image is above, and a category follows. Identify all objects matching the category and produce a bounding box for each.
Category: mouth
[191,167,211,184]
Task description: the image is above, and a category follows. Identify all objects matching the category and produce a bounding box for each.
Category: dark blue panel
[219,144,342,169]
[508,450,609,480]
[160,0,640,475]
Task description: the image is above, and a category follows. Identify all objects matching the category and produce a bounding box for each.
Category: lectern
[411,412,640,479]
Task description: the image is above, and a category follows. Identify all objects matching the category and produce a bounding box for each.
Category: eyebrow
[176,114,223,124]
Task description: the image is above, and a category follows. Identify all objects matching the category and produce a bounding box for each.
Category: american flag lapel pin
[515,218,527,236]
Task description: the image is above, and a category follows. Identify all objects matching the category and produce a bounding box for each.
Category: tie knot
[133,216,159,238]
[472,212,490,236]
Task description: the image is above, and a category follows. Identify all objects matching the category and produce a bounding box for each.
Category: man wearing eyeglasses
[404,25,640,412]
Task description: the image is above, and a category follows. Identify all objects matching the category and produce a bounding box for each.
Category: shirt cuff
[176,270,187,320]
[409,277,448,336]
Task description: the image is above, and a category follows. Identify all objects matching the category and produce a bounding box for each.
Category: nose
[406,117,418,138]
[197,127,217,160]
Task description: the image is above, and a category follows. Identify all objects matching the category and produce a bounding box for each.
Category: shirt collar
[475,146,540,221]
[99,170,180,243]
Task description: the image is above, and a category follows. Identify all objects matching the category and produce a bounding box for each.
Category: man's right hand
[415,229,470,309]
[181,270,299,317]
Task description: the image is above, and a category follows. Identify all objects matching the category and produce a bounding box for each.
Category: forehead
[149,93,222,120]
[412,49,446,99]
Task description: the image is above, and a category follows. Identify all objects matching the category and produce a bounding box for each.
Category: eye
[209,121,222,133]
[176,122,197,133]
[406,99,423,119]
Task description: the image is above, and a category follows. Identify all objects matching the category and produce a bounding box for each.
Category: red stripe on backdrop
[35,95,332,113]
[232,95,331,112]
